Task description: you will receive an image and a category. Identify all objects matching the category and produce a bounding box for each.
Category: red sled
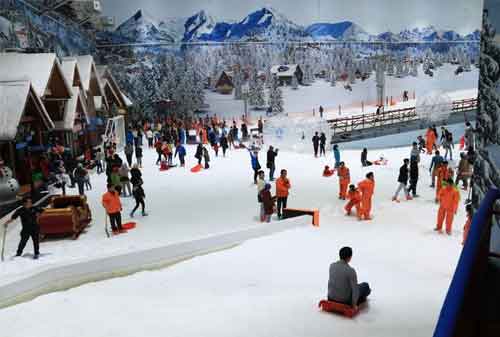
[122,222,137,230]
[459,136,465,150]
[318,300,360,318]
[190,164,203,173]
[160,161,170,171]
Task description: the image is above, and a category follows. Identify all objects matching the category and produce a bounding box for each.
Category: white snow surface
[0,138,467,337]
[205,64,478,119]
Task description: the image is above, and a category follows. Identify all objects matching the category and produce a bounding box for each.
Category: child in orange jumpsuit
[358,172,375,221]
[426,127,436,155]
[435,161,452,202]
[435,178,460,235]
[337,162,350,200]
[323,166,335,177]
[345,184,361,217]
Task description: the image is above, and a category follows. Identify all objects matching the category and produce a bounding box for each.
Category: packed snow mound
[264,115,331,153]
[416,91,454,122]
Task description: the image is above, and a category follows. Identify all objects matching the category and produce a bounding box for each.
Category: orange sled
[122,222,136,230]
[190,164,203,173]
[318,300,360,318]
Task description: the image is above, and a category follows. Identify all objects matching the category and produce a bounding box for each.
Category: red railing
[328,98,478,136]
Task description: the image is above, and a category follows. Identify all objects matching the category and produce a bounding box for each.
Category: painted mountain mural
[98,7,480,45]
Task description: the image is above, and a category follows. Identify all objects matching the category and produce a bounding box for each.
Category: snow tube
[318,300,359,318]
[373,159,388,166]
[122,222,136,230]
[190,164,203,173]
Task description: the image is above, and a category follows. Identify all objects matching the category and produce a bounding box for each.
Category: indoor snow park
[0,0,499,337]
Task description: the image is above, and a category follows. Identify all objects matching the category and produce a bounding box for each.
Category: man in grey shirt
[328,247,371,310]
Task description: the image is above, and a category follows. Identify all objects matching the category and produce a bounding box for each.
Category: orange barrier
[282,208,319,226]
[190,164,203,173]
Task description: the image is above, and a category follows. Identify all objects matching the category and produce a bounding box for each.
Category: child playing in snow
[203,146,210,169]
[417,136,426,153]
[345,185,361,217]
[323,165,335,177]
[83,169,92,191]
[260,183,276,223]
[462,204,473,245]
[130,183,147,218]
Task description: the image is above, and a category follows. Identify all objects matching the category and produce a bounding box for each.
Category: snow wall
[433,188,500,337]
[0,216,310,309]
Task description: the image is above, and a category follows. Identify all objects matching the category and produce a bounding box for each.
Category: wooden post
[362,101,364,113]
[339,105,341,116]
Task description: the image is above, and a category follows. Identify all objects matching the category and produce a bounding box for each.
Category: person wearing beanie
[260,183,276,223]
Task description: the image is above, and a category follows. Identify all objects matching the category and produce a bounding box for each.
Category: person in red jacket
[275,169,291,219]
[102,184,125,234]
[337,162,350,200]
[345,184,361,217]
[260,183,277,223]
[462,204,473,245]
[426,127,436,155]
[358,172,375,221]
[435,178,460,235]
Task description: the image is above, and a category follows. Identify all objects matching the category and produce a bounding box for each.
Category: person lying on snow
[323,165,335,177]
[328,247,371,311]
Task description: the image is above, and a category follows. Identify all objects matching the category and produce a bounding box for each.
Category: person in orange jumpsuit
[435,178,460,235]
[102,183,125,234]
[462,204,473,245]
[337,162,350,200]
[345,184,361,217]
[358,172,375,220]
[435,161,452,202]
[426,127,436,155]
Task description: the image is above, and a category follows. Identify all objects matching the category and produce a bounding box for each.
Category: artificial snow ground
[0,140,467,337]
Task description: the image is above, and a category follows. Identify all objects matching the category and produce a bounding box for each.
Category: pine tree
[248,69,266,107]
[268,75,284,115]
[233,67,243,100]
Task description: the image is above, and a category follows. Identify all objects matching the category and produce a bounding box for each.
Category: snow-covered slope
[115,9,175,43]
[305,21,370,41]
[182,10,230,42]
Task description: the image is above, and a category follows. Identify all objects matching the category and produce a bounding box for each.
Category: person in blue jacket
[248,148,261,184]
[333,144,341,168]
[126,129,134,145]
[179,128,186,145]
[175,142,187,167]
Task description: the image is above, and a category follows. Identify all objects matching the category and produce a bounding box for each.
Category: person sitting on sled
[373,154,388,166]
[328,247,371,311]
[323,165,335,177]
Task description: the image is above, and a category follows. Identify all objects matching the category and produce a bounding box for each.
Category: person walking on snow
[257,170,267,220]
[333,144,341,168]
[220,134,229,157]
[119,163,132,197]
[174,143,186,167]
[455,153,472,190]
[260,183,276,223]
[95,148,104,174]
[102,184,125,234]
[410,142,420,163]
[435,161,452,202]
[266,146,278,181]
[312,132,320,157]
[4,197,43,259]
[135,145,143,168]
[248,148,262,184]
[74,163,87,196]
[130,182,147,218]
[358,172,375,220]
[202,146,210,169]
[320,132,327,157]
[154,139,163,165]
[393,159,412,202]
[276,169,291,219]
[124,143,134,167]
[195,143,203,165]
[426,127,437,155]
[146,129,154,148]
[337,162,350,200]
[130,164,142,187]
[435,178,460,235]
[345,185,361,217]
[429,151,444,188]
[408,158,419,198]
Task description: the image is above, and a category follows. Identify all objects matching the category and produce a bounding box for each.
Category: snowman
[0,159,20,205]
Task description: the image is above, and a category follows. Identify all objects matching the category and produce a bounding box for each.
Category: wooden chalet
[0,80,54,185]
[0,53,72,131]
[215,71,234,94]
[52,87,89,156]
[270,64,303,86]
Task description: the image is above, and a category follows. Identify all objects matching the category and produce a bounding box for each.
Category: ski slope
[0,139,468,337]
[205,64,478,119]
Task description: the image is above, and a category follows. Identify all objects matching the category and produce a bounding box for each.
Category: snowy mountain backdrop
[99,7,481,45]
